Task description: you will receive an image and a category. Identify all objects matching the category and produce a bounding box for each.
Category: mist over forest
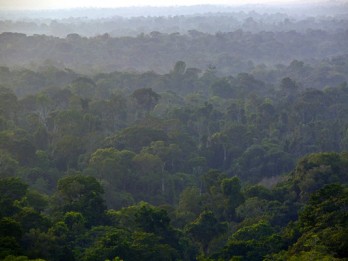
[0,2,348,261]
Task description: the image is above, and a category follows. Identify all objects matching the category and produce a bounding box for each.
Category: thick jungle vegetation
[0,3,347,260]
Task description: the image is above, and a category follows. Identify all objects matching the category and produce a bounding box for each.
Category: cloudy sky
[0,0,326,10]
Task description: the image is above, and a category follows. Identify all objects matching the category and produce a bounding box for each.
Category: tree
[97,203,184,260]
[202,169,226,195]
[186,210,226,255]
[15,207,50,233]
[34,93,54,130]
[107,126,168,153]
[210,132,229,167]
[132,152,164,201]
[0,130,36,165]
[54,175,106,226]
[69,77,97,100]
[0,217,22,240]
[210,78,234,99]
[0,86,18,121]
[52,135,85,171]
[172,61,186,75]
[0,177,28,216]
[267,250,340,261]
[222,220,281,261]
[291,152,348,201]
[141,141,182,173]
[0,236,21,259]
[89,148,122,182]
[0,217,23,259]
[221,177,244,220]
[279,77,299,96]
[63,211,85,231]
[177,187,203,218]
[23,190,49,213]
[88,148,136,208]
[0,149,18,178]
[131,88,160,116]
[235,141,293,183]
[82,228,134,261]
[294,184,348,258]
[83,227,179,261]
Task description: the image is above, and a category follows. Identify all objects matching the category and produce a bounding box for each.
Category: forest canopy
[0,3,348,261]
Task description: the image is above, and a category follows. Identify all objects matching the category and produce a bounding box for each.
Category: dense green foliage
[0,61,347,259]
[1,29,348,74]
[0,155,347,260]
[1,5,348,261]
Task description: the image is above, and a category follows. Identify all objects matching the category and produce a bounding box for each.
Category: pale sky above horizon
[0,0,326,10]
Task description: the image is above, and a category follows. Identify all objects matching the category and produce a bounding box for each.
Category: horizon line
[1,1,344,12]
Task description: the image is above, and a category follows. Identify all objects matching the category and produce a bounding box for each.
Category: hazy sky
[0,0,324,10]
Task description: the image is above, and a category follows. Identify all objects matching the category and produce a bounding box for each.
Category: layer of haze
[0,0,325,10]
